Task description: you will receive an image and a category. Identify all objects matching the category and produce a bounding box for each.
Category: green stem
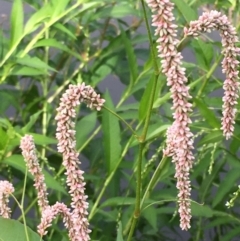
[41,10,49,160]
[11,194,30,241]
[19,2,82,58]
[18,197,38,222]
[127,1,160,240]
[140,156,167,208]
[18,167,30,241]
[197,54,223,98]
[89,131,137,221]
[103,106,138,137]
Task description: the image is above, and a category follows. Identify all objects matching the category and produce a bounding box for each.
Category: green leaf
[3,155,66,194]
[199,158,225,200]
[91,55,118,86]
[120,25,138,86]
[111,3,139,18]
[130,123,169,147]
[147,124,170,140]
[29,133,57,145]
[10,0,24,48]
[116,222,124,241]
[75,112,97,150]
[139,74,155,121]
[50,0,70,19]
[0,127,8,150]
[195,39,214,67]
[213,168,240,207]
[16,55,56,72]
[21,111,42,133]
[102,92,121,174]
[33,38,83,61]
[10,66,47,76]
[53,23,76,40]
[100,197,135,208]
[142,205,157,231]
[153,75,205,108]
[0,217,41,241]
[24,4,52,34]
[93,2,139,19]
[191,203,213,217]
[172,0,197,22]
[194,98,221,128]
[198,130,223,146]
[207,217,236,229]
[0,89,20,114]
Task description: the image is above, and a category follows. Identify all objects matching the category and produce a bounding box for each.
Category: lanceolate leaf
[120,25,138,87]
[139,74,158,121]
[194,98,221,128]
[75,112,97,150]
[102,92,121,174]
[0,217,41,241]
[213,169,240,207]
[116,222,124,241]
[3,154,66,194]
[10,0,24,48]
[172,0,197,22]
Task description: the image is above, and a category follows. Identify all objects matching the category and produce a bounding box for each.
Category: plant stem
[103,106,138,137]
[20,2,82,58]
[127,1,159,240]
[196,54,223,98]
[41,5,49,160]
[18,167,30,241]
[140,156,167,208]
[88,134,135,220]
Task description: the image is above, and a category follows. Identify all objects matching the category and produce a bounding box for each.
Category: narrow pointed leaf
[172,0,197,22]
[102,92,121,174]
[213,169,240,207]
[76,112,97,150]
[3,154,66,194]
[10,0,24,47]
[0,217,41,241]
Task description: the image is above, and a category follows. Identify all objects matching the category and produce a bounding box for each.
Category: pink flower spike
[38,202,76,240]
[55,83,104,240]
[0,180,14,218]
[185,10,240,139]
[146,0,194,230]
[20,135,49,211]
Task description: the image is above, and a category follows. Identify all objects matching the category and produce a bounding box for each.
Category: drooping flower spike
[184,10,240,139]
[38,202,75,238]
[0,180,14,218]
[55,83,105,240]
[20,135,49,211]
[146,0,194,230]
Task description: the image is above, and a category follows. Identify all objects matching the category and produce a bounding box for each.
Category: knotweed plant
[184,10,240,139]
[146,0,195,230]
[1,83,104,241]
[146,0,239,231]
[0,0,240,241]
[0,181,14,218]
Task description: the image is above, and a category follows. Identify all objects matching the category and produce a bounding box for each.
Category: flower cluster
[19,83,105,241]
[0,181,14,218]
[20,135,49,210]
[184,10,240,139]
[55,83,105,240]
[146,0,194,230]
[38,202,74,237]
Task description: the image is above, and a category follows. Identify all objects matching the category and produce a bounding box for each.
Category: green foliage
[0,0,240,241]
[0,217,41,241]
